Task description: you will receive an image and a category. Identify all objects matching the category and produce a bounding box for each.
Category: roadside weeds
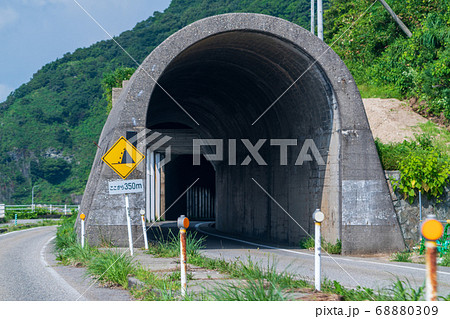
[54,216,450,301]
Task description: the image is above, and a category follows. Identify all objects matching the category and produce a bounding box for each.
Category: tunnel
[79,13,405,254]
[146,30,334,244]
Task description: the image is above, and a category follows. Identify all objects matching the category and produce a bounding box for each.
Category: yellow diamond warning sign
[102,136,145,179]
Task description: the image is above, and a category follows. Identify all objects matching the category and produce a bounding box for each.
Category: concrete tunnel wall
[78,13,405,254]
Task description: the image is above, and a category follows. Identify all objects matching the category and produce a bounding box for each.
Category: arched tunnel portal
[79,14,405,254]
[147,30,335,245]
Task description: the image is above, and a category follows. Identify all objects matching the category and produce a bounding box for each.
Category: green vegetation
[2,0,449,203]
[326,0,450,122]
[101,67,136,111]
[299,237,342,254]
[87,250,136,288]
[322,278,426,301]
[148,228,206,258]
[3,207,73,221]
[375,132,450,203]
[208,279,286,301]
[55,218,447,301]
[441,251,450,267]
[0,0,329,204]
[390,251,413,263]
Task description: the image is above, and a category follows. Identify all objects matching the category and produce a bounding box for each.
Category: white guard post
[313,209,325,291]
[140,209,149,250]
[146,150,155,222]
[80,213,86,248]
[125,194,134,256]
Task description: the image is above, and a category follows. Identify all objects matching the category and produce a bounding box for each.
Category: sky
[0,0,172,102]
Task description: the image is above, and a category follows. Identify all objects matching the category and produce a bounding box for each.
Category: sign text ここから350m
[108,179,144,195]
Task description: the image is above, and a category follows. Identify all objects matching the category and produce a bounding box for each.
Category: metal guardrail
[3,204,79,215]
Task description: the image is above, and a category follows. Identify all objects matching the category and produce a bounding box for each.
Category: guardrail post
[421,214,444,301]
[313,209,325,291]
[15,214,17,226]
[177,215,190,298]
[0,204,5,219]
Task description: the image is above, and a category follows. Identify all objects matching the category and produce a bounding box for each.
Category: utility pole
[311,0,315,35]
[317,0,323,40]
[378,0,412,38]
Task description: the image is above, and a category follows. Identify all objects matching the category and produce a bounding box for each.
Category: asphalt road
[0,226,131,301]
[191,222,450,297]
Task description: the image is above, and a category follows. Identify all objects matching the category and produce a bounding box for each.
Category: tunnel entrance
[146,30,334,245]
[81,13,405,253]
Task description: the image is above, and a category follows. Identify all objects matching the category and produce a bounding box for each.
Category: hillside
[325,0,450,124]
[1,0,448,204]
[0,0,327,204]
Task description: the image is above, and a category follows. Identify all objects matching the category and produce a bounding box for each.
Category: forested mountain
[1,0,448,204]
[0,0,327,204]
[325,0,450,122]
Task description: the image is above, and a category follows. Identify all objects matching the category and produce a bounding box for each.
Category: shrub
[392,148,450,203]
[375,134,450,203]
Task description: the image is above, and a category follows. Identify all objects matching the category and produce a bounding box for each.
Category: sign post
[102,136,145,257]
[313,209,325,291]
[177,215,190,297]
[421,214,444,301]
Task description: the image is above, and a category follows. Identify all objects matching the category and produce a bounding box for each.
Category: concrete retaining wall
[386,171,450,249]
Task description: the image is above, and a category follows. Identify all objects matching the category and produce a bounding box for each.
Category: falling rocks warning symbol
[101,136,145,179]
[117,149,135,164]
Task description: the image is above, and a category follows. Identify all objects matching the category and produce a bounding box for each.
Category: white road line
[195,222,450,276]
[39,235,86,301]
[0,226,41,238]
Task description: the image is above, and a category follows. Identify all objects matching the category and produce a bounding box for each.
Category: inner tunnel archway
[146,30,335,244]
[79,13,405,254]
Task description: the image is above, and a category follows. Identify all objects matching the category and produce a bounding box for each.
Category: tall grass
[440,251,450,267]
[148,228,205,258]
[209,279,286,301]
[86,250,136,288]
[299,237,342,254]
[390,251,412,263]
[322,278,425,301]
[55,214,136,288]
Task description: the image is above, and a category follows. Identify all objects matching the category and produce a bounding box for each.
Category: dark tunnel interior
[146,31,336,245]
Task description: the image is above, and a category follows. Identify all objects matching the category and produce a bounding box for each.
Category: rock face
[386,171,450,249]
[78,13,405,254]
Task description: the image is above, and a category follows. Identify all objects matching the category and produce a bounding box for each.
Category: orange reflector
[183,218,190,229]
[80,213,86,221]
[421,219,443,241]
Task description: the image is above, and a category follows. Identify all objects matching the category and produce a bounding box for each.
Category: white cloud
[0,84,13,103]
[0,7,18,30]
